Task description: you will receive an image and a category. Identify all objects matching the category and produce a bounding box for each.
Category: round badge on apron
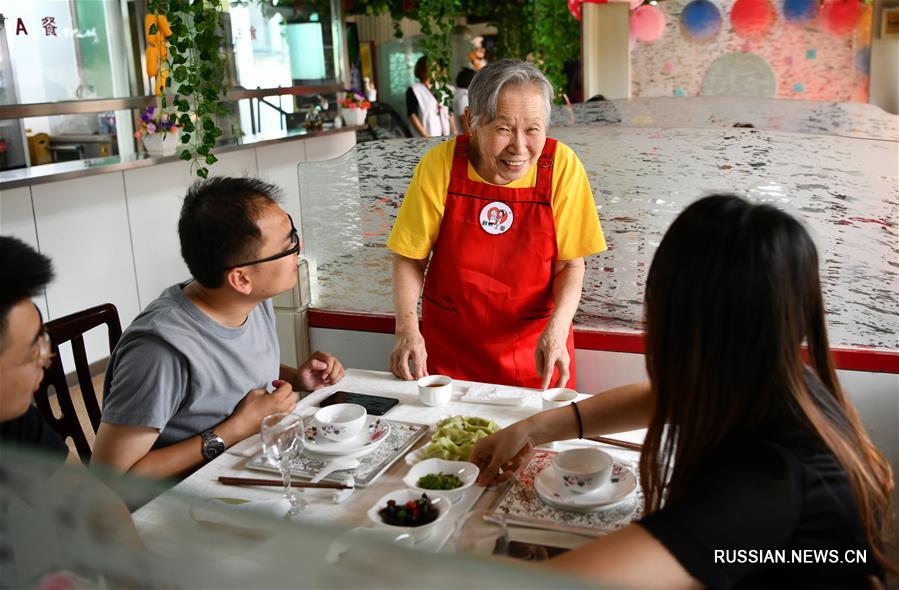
[479,201,514,235]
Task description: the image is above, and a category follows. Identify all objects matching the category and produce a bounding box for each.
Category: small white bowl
[541,387,578,411]
[366,488,451,542]
[417,375,452,407]
[552,447,613,494]
[402,458,479,502]
[314,403,367,442]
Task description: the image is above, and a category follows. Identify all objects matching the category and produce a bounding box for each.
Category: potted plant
[134,105,180,156]
[339,90,371,126]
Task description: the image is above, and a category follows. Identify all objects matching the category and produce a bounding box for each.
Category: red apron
[422,134,576,388]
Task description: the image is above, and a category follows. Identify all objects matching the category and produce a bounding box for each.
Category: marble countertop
[297,98,898,353]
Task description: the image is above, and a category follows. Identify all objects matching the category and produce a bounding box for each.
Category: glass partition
[1,445,592,589]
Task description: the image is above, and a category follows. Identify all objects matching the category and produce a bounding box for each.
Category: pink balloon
[631,5,666,42]
[629,0,642,9]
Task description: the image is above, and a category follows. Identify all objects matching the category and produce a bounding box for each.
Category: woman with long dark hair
[470,194,894,587]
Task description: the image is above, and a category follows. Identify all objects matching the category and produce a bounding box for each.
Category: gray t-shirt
[102,283,280,447]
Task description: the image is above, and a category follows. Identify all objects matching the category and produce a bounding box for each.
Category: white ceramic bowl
[402,458,479,502]
[541,387,578,410]
[314,403,367,442]
[366,488,451,542]
[551,447,613,494]
[417,375,453,407]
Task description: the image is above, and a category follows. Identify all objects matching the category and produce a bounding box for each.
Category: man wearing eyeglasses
[0,237,67,459]
[93,177,345,479]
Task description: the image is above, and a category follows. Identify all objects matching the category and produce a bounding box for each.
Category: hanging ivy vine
[533,0,580,100]
[345,0,579,104]
[417,0,460,106]
[147,0,227,178]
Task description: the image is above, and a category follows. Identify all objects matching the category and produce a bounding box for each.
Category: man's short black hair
[455,67,475,89]
[178,177,283,288]
[0,236,54,351]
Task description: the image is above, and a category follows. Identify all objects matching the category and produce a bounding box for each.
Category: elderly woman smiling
[386,59,606,390]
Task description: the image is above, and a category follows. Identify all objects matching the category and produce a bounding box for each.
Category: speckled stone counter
[298,98,898,355]
[549,97,899,141]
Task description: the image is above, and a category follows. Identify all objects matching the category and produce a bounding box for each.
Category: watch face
[203,438,226,460]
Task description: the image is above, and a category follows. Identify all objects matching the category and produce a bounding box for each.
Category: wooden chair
[34,303,121,463]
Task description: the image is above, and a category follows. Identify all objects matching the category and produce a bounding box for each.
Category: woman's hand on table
[469,421,536,486]
[535,322,571,390]
[390,329,429,380]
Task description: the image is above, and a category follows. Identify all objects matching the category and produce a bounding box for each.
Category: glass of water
[261,412,307,517]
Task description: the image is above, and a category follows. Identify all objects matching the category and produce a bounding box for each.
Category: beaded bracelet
[571,401,584,439]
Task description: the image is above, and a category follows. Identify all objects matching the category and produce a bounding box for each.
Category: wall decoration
[701,51,777,96]
[782,0,817,24]
[820,0,862,36]
[681,0,722,40]
[631,5,667,42]
[631,0,872,102]
[730,0,776,39]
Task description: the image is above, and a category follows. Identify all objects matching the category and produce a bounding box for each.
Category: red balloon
[568,0,582,20]
[730,0,775,39]
[631,5,666,42]
[820,0,862,36]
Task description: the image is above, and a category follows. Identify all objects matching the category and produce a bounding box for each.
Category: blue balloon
[782,0,817,24]
[855,47,871,74]
[681,0,722,40]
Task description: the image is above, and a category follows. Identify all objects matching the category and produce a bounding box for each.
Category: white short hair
[467,59,554,129]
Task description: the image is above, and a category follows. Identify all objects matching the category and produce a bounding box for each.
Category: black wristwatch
[200,428,226,461]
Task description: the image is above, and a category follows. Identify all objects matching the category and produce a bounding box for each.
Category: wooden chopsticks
[218,476,354,490]
[585,436,643,452]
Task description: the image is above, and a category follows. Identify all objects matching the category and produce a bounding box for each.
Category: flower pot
[141,131,180,156]
[342,108,368,126]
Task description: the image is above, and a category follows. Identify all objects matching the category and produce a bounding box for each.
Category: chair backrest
[34,303,121,463]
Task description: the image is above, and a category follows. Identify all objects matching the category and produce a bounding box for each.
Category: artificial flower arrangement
[338,90,371,110]
[133,105,179,140]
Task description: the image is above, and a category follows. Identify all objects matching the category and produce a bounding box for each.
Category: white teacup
[417,375,453,407]
[552,448,614,494]
[314,403,367,442]
[541,387,578,411]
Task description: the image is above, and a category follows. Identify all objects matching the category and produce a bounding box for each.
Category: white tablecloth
[132,369,645,555]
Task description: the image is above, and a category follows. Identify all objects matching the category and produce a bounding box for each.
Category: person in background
[93,177,344,480]
[389,59,605,390]
[453,67,475,135]
[470,195,894,588]
[406,56,456,138]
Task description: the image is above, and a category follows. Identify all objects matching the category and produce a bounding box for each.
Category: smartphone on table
[318,391,400,416]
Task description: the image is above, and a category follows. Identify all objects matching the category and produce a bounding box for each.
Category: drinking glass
[261,412,307,517]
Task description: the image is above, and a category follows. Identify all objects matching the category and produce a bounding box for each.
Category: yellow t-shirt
[387,137,606,260]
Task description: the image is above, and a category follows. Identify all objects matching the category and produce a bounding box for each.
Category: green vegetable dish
[417,473,464,490]
[422,416,501,462]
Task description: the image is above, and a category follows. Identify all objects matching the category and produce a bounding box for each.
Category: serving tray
[246,417,429,487]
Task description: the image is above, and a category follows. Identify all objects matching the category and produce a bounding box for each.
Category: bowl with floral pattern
[314,403,367,442]
[551,447,613,494]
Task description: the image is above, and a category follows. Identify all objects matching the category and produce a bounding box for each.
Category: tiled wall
[630,0,872,102]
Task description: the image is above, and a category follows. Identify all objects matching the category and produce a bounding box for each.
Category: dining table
[131,368,646,559]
